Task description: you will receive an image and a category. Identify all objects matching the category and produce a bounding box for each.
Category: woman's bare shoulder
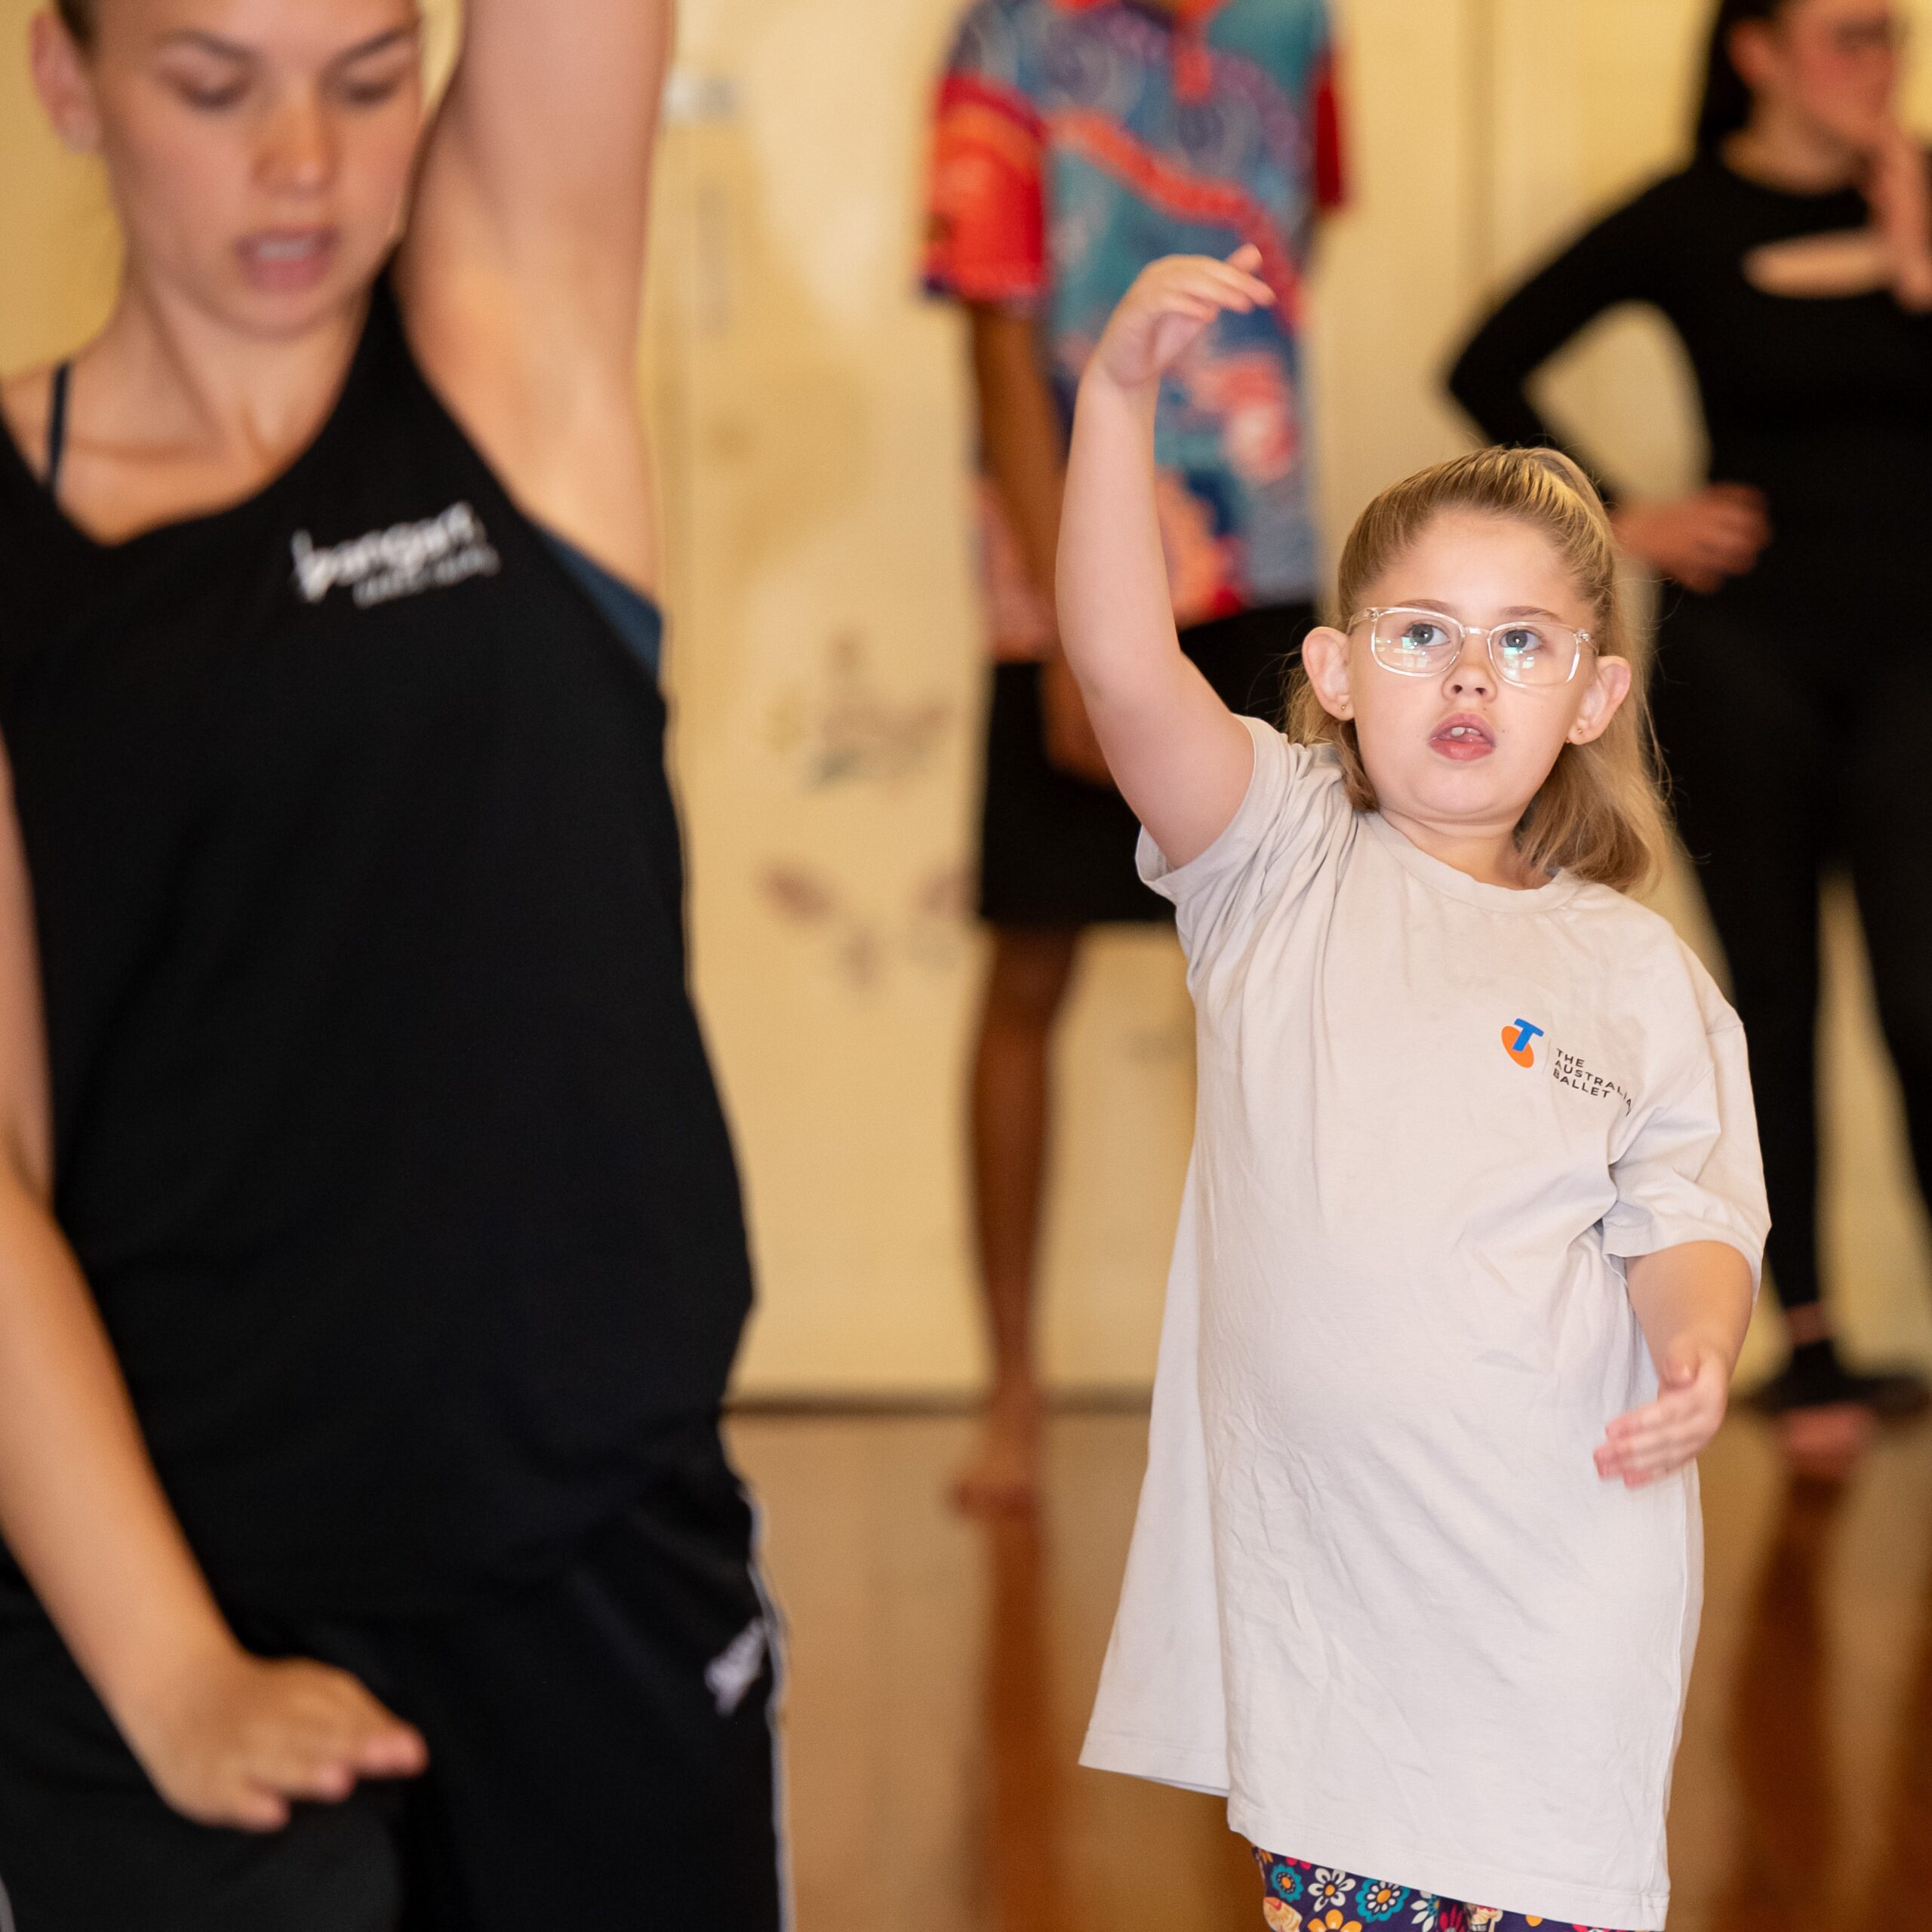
[0,366,56,481]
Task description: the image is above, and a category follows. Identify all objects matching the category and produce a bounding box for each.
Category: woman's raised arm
[397,0,676,590]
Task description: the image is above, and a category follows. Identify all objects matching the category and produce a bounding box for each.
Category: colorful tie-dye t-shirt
[925,0,1343,657]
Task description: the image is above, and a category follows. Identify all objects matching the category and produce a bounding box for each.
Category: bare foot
[953,1386,1043,1515]
[1777,1401,1874,1481]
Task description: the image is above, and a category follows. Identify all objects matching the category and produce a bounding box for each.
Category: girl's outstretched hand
[1594,1340,1730,1488]
[1090,245,1275,394]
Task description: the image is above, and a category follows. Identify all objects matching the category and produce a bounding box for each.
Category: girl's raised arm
[1056,248,1276,868]
[397,0,676,592]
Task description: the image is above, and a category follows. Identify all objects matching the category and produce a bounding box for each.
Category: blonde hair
[1285,447,1670,894]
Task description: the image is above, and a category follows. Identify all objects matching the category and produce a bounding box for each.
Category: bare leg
[954,925,1082,1514]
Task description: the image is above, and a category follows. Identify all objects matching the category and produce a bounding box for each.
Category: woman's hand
[1595,1339,1731,1488]
[1612,486,1770,595]
[1089,246,1275,395]
[121,1641,428,1832]
[1866,121,1932,312]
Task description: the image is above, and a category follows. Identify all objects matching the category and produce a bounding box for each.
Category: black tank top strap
[42,361,71,502]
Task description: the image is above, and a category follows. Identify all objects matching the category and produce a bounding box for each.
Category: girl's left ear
[1567,654,1634,746]
[1300,625,1355,720]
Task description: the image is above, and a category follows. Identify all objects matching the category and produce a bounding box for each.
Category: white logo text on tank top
[704,1617,769,1716]
[291,501,500,608]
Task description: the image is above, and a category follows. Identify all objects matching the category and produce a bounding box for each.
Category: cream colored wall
[669,0,1497,1397]
[5,0,1930,1396]
[0,10,117,370]
[649,0,1205,1397]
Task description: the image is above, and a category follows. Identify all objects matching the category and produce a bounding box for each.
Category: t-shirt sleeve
[1309,7,1347,213]
[1137,716,1339,964]
[921,7,1047,312]
[1602,955,1770,1287]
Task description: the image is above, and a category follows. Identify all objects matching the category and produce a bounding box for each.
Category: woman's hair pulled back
[52,0,94,47]
[1284,445,1671,894]
[1695,0,1790,152]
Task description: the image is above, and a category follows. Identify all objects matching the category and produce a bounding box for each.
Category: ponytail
[1694,0,1789,152]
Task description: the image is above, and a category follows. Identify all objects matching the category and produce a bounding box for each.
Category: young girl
[1063,250,1769,1932]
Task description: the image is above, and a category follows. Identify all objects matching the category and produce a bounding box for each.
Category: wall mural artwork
[765,629,953,790]
[759,628,970,990]
[758,857,973,991]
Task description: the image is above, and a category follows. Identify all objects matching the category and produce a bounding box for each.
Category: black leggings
[1654,593,1932,1317]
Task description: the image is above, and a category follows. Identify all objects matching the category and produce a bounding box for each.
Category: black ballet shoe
[1746,1355,1930,1420]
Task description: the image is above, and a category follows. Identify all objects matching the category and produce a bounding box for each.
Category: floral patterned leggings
[1252,1850,1635,1932]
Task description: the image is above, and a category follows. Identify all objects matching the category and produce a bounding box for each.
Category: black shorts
[977,602,1313,927]
[0,1421,784,1932]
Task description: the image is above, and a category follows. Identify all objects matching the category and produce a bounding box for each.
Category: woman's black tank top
[0,280,752,1614]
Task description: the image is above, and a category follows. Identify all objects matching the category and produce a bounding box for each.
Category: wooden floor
[728,1408,1932,1932]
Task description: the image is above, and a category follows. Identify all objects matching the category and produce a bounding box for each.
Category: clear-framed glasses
[1820,14,1907,60]
[1350,606,1594,690]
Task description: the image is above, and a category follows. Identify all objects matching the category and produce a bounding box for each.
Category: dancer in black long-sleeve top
[1451,0,1932,1472]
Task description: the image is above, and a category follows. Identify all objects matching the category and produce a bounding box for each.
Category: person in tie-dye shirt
[924,0,1344,1509]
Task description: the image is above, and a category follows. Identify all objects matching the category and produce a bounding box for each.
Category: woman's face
[1734,0,1905,152]
[32,0,423,340]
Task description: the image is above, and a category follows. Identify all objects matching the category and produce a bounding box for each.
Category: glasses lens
[1371,610,1460,675]
[1491,622,1576,687]
[1831,18,1903,56]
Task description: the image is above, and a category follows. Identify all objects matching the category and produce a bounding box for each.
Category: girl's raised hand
[1593,1340,1730,1489]
[1090,246,1275,394]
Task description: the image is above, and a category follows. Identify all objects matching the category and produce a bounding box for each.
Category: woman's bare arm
[397,0,675,590]
[969,306,1109,784]
[0,757,423,1830]
[971,309,1061,600]
[1055,250,1272,866]
[0,752,223,1739]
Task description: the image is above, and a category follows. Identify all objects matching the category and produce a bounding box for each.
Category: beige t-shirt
[1081,719,1769,1931]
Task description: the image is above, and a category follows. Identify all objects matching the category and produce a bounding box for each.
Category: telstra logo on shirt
[1501,1018,1545,1068]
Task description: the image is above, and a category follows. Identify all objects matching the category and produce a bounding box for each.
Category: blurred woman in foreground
[0,1,778,1924]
